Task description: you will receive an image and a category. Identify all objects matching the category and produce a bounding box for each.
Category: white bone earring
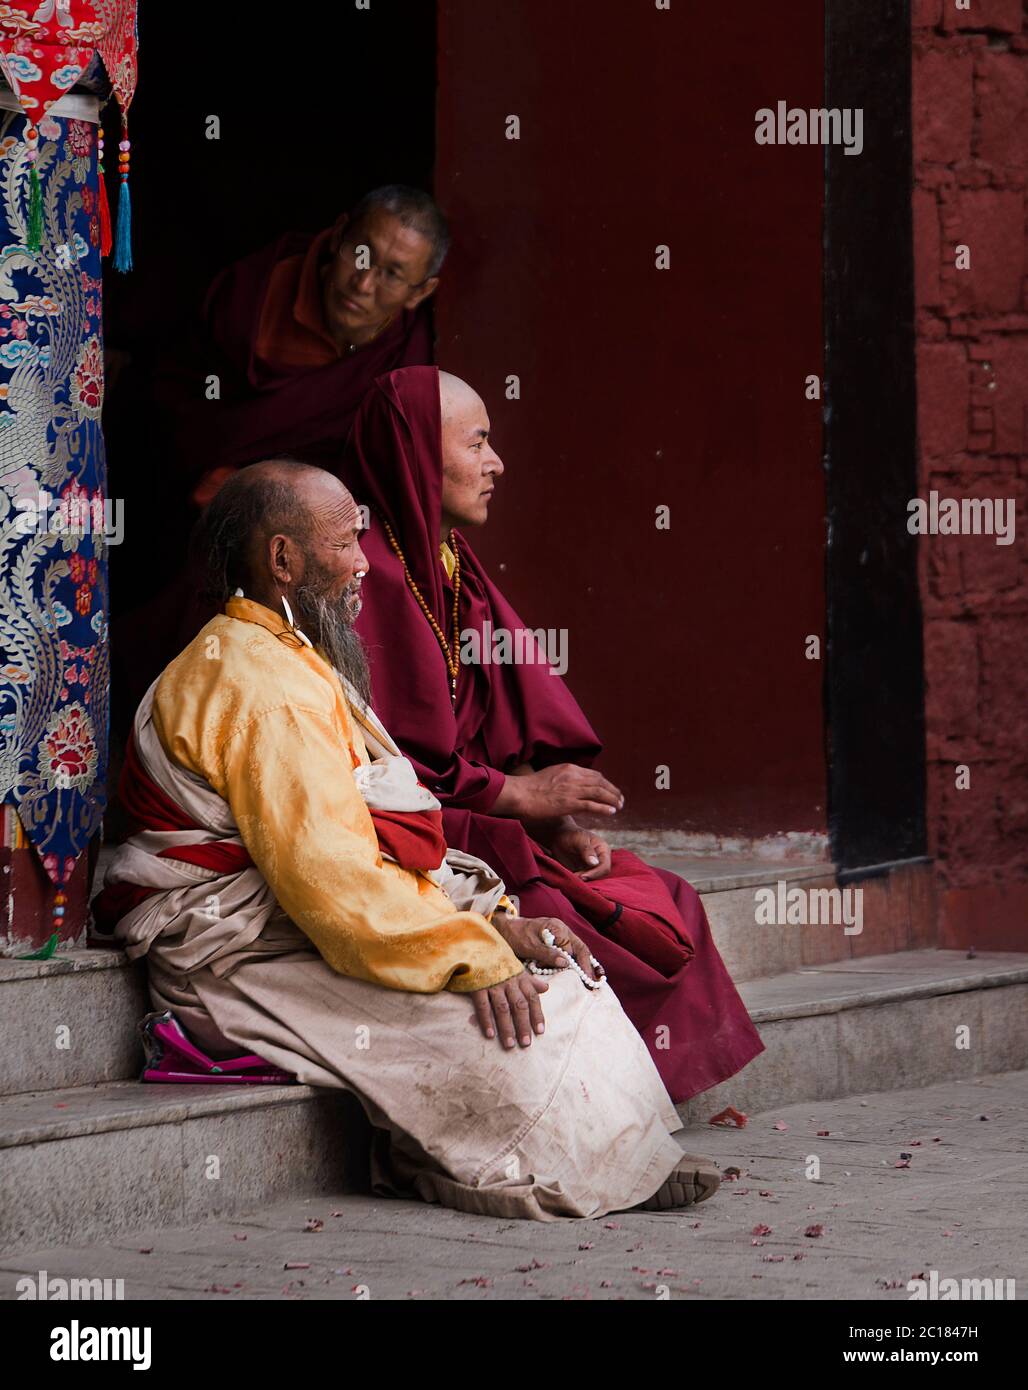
[281,593,314,648]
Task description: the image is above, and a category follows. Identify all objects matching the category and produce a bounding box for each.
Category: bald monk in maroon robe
[112,186,446,731]
[338,366,765,1104]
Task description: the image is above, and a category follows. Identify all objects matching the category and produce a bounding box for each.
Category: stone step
[1,855,935,1097]
[652,854,936,983]
[1,948,1023,1251]
[0,950,147,1098]
[0,1080,357,1254]
[681,948,1028,1122]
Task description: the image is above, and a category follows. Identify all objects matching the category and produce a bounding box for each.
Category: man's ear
[267,533,294,585]
[405,275,439,312]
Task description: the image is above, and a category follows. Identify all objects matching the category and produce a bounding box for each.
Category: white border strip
[0,89,100,124]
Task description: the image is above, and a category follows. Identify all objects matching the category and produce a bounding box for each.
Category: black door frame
[823,0,928,871]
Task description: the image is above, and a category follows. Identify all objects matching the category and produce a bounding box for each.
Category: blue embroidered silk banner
[0,103,108,885]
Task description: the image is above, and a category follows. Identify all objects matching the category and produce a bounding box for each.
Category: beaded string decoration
[379,514,462,704]
[96,124,113,257]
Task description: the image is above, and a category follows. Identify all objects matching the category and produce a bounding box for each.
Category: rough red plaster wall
[913,0,1028,948]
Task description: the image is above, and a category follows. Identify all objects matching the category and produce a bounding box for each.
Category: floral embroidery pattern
[37,700,98,792]
[0,4,137,132]
[70,333,102,417]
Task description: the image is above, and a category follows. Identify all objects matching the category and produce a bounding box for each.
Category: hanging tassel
[25,124,42,253]
[113,129,132,272]
[97,127,112,258]
[14,931,58,961]
[27,163,43,252]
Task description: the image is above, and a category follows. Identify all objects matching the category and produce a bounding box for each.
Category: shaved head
[437,373,504,539]
[439,370,484,427]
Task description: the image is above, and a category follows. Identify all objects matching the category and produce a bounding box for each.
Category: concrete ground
[2,1070,1025,1301]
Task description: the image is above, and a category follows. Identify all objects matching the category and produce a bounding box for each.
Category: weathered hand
[499,763,624,821]
[468,970,548,1049]
[547,825,613,882]
[494,914,605,983]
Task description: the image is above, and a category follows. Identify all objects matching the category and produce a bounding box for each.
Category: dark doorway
[103,0,438,618]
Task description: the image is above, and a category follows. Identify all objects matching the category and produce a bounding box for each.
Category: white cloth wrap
[341,675,511,920]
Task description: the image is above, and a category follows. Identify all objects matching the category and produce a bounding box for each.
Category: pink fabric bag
[139,1010,296,1085]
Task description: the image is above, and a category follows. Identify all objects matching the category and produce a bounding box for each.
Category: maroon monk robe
[339,366,765,1103]
[111,229,434,730]
[166,227,435,484]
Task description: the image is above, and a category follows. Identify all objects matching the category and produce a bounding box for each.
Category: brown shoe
[635,1152,721,1211]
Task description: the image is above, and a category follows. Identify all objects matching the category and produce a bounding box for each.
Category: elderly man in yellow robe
[96,461,720,1220]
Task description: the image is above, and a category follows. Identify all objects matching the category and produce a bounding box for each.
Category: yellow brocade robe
[150,597,522,994]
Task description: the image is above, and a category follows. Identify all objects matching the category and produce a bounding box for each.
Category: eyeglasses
[334,234,430,292]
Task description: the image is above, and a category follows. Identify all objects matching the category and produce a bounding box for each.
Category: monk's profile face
[439,377,504,531]
[295,481,369,620]
[323,207,439,348]
[261,471,368,617]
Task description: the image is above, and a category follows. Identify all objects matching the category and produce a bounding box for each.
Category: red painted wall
[434,1,827,839]
[912,0,1028,948]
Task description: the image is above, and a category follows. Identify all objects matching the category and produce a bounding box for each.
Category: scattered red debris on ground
[232,1234,247,1241]
[792,1253,806,1261]
[578,1241,594,1250]
[752,1224,773,1236]
[600,1279,612,1288]
[759,1190,774,1197]
[709,1106,748,1128]
[303,1217,324,1232]
[138,1248,152,1255]
[773,1121,789,1131]
[603,1221,622,1230]
[804,1224,825,1238]
[817,1130,830,1137]
[515,1258,549,1272]
[763,1255,785,1263]
[458,1276,492,1288]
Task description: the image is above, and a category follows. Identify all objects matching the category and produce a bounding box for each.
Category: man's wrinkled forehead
[310,487,360,536]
